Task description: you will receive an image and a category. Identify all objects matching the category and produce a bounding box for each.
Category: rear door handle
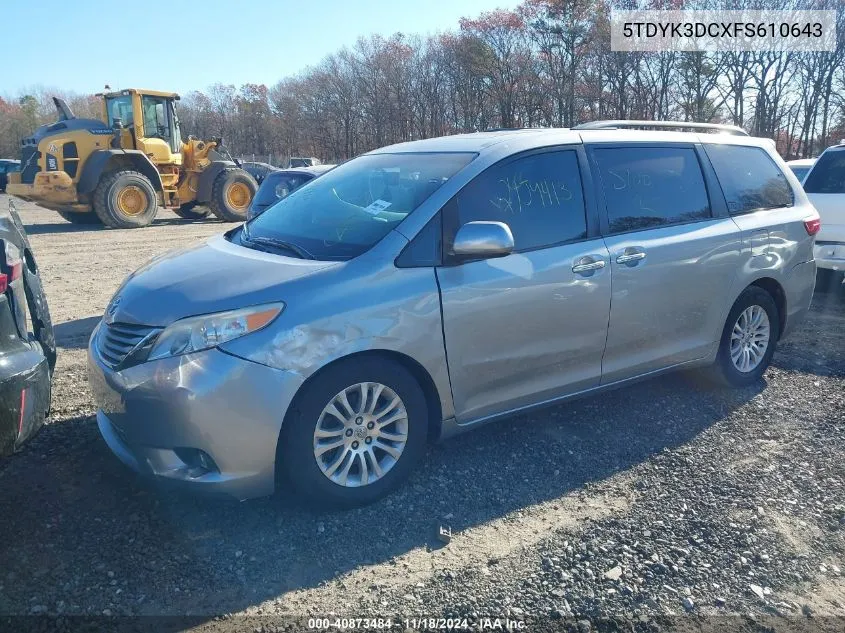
[616,248,647,265]
[572,256,607,274]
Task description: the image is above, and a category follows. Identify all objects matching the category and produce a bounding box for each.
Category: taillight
[804,217,821,236]
[0,242,22,294]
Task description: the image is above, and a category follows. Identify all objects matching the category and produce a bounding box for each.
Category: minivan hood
[108,234,340,326]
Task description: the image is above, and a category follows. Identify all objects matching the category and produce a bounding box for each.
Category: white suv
[803,142,845,275]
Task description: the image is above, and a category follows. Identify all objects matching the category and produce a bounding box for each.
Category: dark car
[0,200,54,456]
[287,157,322,168]
[239,161,277,186]
[0,160,21,192]
[248,165,335,220]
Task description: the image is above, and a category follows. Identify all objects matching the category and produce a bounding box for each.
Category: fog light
[173,447,219,476]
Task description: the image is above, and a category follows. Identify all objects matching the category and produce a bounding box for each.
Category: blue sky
[4,0,515,96]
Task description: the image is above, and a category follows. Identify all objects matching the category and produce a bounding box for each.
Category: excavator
[6,88,257,228]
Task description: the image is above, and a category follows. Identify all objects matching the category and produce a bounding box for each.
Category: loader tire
[208,168,257,222]
[93,170,158,228]
[174,202,210,220]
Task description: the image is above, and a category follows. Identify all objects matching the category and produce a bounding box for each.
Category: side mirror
[452,221,514,260]
[246,205,263,222]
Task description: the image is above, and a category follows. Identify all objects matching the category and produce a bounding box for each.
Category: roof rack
[573,120,749,136]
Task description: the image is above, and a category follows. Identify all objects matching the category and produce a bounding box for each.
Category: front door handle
[616,248,647,265]
[572,257,606,274]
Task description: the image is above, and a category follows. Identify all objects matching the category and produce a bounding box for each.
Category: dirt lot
[1,194,844,631]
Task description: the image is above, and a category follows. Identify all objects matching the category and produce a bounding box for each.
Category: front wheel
[709,286,780,387]
[92,170,158,228]
[279,358,428,508]
[208,168,257,222]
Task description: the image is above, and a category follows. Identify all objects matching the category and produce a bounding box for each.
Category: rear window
[705,144,793,213]
[592,146,711,233]
[803,149,845,194]
[254,173,312,206]
[789,166,811,182]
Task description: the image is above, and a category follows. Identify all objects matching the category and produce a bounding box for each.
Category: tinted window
[705,144,793,213]
[455,150,587,251]
[274,174,312,200]
[253,173,313,207]
[593,146,710,233]
[803,150,845,194]
[789,166,811,182]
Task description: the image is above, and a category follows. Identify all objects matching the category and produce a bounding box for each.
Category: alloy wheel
[313,382,409,487]
[730,304,771,373]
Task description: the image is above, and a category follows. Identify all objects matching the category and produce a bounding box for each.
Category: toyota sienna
[88,122,818,506]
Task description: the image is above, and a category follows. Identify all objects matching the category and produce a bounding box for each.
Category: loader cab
[103,89,182,165]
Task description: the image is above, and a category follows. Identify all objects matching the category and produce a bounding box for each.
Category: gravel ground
[0,194,844,632]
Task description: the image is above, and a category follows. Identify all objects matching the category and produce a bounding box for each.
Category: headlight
[148,303,284,361]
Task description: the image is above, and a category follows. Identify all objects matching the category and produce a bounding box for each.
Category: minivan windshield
[242,152,475,260]
[803,149,845,194]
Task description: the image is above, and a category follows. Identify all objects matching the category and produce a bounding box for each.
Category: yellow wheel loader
[6,89,258,228]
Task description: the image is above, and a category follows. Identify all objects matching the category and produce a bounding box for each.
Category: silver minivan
[88,122,819,505]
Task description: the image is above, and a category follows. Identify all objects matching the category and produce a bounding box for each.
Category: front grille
[98,322,158,368]
[63,142,79,178]
[19,146,40,184]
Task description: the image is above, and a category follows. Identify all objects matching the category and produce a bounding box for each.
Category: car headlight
[148,303,284,361]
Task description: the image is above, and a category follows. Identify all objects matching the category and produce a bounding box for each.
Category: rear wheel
[208,168,257,222]
[278,357,428,508]
[93,170,158,228]
[173,202,210,220]
[57,210,101,225]
[709,286,780,387]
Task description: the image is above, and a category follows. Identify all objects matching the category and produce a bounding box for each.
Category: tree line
[2,0,844,163]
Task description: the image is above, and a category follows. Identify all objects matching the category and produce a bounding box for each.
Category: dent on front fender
[219,266,455,421]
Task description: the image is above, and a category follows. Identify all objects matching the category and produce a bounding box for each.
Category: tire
[173,202,211,220]
[57,210,101,225]
[709,286,780,387]
[92,170,158,228]
[208,168,257,222]
[279,357,428,508]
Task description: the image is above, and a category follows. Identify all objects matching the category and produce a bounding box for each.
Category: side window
[593,146,711,234]
[106,96,134,128]
[803,150,845,194]
[705,144,794,213]
[141,96,170,140]
[455,150,587,251]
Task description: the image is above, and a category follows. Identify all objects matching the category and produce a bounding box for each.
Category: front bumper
[87,326,305,500]
[7,173,89,213]
[0,344,51,456]
[814,242,845,271]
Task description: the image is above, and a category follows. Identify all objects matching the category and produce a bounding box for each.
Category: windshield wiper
[244,234,315,260]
